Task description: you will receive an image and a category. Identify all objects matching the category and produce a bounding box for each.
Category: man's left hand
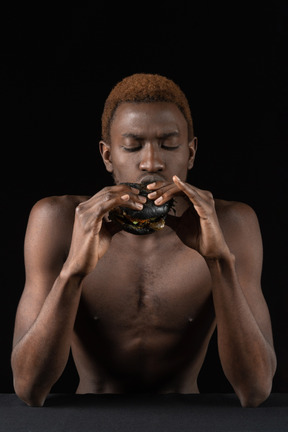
[147,176,231,260]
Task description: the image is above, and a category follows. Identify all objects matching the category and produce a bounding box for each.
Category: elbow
[11,354,52,407]
[234,353,277,408]
[236,379,273,408]
[13,377,48,407]
[238,388,271,408]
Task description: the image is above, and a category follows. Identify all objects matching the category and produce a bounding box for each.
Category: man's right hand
[63,184,146,277]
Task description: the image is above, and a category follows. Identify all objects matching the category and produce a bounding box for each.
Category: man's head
[100,73,197,185]
[101,73,194,144]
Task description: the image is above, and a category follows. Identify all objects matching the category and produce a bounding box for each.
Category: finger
[86,188,146,221]
[98,185,147,205]
[173,176,213,200]
[147,185,173,199]
[146,181,167,190]
[119,194,146,209]
[119,184,147,206]
[146,181,170,198]
[173,175,200,200]
[172,175,204,208]
[95,184,142,200]
[120,193,146,204]
[147,182,182,205]
[151,187,180,205]
[173,176,214,219]
[153,186,181,205]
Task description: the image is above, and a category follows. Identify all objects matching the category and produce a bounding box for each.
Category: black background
[1,3,287,393]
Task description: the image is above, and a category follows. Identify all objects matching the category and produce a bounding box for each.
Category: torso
[64,196,216,394]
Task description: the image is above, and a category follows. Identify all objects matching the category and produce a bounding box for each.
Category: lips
[138,175,166,185]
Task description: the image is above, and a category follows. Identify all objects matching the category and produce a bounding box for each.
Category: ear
[99,140,113,173]
[188,137,198,170]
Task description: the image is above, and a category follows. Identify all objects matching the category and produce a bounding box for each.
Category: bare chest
[72,235,215,393]
[79,239,212,332]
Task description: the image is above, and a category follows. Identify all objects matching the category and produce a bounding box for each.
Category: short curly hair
[101,73,194,143]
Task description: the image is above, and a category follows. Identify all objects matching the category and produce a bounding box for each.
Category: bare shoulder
[25,194,91,258]
[214,198,262,255]
[27,194,91,231]
[215,199,259,226]
[31,194,90,218]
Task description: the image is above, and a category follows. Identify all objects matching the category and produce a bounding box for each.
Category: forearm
[207,253,276,407]
[11,270,83,406]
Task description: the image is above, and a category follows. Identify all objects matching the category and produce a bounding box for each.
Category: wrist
[204,251,236,271]
[59,263,87,283]
[205,252,239,289]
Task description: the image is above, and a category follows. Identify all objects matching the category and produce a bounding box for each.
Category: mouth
[138,174,166,185]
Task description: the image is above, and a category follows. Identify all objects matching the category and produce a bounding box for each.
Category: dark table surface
[1,393,288,432]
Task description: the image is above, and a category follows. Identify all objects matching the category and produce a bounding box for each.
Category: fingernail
[121,194,130,201]
[147,182,156,189]
[148,191,157,198]
[136,203,143,209]
[155,196,163,204]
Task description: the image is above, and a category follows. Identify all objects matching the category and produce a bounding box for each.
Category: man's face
[101,102,196,184]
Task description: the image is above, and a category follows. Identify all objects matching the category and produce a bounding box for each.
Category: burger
[109,183,174,235]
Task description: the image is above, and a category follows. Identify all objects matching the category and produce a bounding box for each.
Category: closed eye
[122,146,142,152]
[161,144,180,151]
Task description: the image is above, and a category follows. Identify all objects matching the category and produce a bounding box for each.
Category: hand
[64,185,147,276]
[147,176,230,260]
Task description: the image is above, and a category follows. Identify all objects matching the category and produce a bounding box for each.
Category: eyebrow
[121,131,180,139]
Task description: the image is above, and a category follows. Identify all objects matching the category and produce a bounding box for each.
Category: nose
[139,143,165,172]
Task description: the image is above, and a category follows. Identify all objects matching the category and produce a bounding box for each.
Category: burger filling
[111,208,166,232]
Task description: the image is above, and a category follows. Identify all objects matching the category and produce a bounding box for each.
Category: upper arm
[218,201,274,345]
[220,202,263,286]
[13,196,75,347]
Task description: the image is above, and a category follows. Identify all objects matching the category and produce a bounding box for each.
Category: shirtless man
[11,73,276,407]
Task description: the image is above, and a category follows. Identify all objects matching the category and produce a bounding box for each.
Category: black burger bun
[109,182,174,235]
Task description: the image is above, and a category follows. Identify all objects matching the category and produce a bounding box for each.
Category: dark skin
[11,102,276,407]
